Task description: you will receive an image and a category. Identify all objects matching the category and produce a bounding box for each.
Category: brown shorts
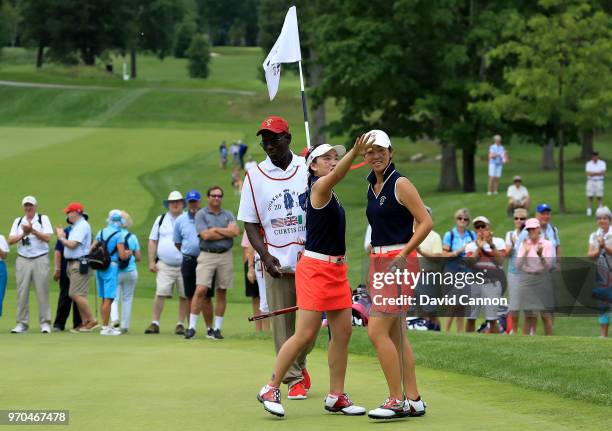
[67,260,90,297]
[196,250,234,290]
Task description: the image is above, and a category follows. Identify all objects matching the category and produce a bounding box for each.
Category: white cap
[107,209,123,223]
[306,144,347,166]
[22,196,37,206]
[166,191,184,201]
[366,130,391,148]
[473,216,490,226]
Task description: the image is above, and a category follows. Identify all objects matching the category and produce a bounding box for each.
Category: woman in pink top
[516,218,555,335]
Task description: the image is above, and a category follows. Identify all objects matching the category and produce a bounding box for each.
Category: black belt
[201,248,230,254]
[66,257,86,262]
[182,254,199,260]
[18,253,48,260]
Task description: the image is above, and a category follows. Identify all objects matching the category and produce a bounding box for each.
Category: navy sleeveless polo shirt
[305,177,346,256]
[366,163,414,247]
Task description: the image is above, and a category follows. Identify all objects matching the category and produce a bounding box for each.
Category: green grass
[0,291,610,430]
[0,46,611,429]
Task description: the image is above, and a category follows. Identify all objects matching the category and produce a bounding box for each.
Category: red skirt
[296,255,352,311]
[368,249,419,315]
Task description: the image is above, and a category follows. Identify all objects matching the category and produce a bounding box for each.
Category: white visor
[306,144,347,166]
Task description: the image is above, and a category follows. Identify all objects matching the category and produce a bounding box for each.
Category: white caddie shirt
[238,152,308,272]
[9,213,53,257]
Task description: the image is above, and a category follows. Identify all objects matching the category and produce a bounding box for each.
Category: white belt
[303,250,346,265]
[370,244,405,254]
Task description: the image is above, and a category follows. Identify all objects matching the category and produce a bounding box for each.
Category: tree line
[258,0,611,212]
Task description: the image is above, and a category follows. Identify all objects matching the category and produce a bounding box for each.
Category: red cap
[256,115,289,136]
[63,202,84,214]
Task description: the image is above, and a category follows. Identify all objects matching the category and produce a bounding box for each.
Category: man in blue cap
[517,203,560,257]
[174,190,215,339]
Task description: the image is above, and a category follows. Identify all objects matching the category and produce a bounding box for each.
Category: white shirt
[507,184,529,202]
[589,228,612,250]
[245,160,257,171]
[149,212,183,266]
[64,217,92,259]
[586,160,606,181]
[9,213,53,257]
[489,144,505,166]
[0,235,9,261]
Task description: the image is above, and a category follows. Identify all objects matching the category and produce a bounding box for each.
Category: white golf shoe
[324,393,366,415]
[257,385,285,417]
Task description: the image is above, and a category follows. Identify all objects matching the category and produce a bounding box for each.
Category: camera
[21,236,31,247]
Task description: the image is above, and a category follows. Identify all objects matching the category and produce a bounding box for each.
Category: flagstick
[298,61,312,149]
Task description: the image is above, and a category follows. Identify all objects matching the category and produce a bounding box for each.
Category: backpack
[88,229,120,270]
[118,233,132,270]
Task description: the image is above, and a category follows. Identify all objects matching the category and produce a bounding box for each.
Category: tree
[187,33,210,78]
[1,0,21,47]
[122,0,185,78]
[197,0,259,46]
[475,0,612,213]
[174,19,197,58]
[20,0,53,68]
[312,0,520,192]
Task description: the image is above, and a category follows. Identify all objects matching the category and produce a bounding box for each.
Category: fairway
[1,46,611,431]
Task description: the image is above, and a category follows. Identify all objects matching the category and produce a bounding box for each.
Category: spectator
[506,175,530,216]
[55,202,97,332]
[231,167,244,193]
[245,155,257,172]
[487,135,507,195]
[238,140,248,169]
[586,151,606,216]
[242,231,268,332]
[91,210,130,336]
[191,186,239,340]
[144,191,189,335]
[587,206,612,338]
[230,141,240,167]
[518,203,560,257]
[505,208,527,334]
[441,208,475,333]
[413,207,443,331]
[8,196,53,334]
[238,115,314,399]
[516,218,555,335]
[0,233,8,317]
[219,141,228,169]
[176,190,216,339]
[110,211,141,333]
[465,216,507,333]
[52,215,85,332]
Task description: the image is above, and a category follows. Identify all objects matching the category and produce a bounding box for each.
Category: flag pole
[297,60,312,149]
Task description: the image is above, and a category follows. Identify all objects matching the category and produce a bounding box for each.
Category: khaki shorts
[156,260,186,298]
[196,250,234,290]
[67,260,90,297]
[587,180,604,197]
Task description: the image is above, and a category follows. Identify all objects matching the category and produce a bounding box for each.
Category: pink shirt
[516,237,554,273]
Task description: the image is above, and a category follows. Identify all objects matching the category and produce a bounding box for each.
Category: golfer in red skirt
[363,130,432,420]
[257,133,375,418]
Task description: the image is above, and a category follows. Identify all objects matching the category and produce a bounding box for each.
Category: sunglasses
[209,194,223,198]
[514,217,526,221]
[457,217,469,222]
[260,136,284,147]
[474,224,487,230]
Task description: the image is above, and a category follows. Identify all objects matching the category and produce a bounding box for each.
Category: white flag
[263,6,302,100]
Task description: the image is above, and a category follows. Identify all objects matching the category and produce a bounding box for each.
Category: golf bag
[351,285,372,326]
